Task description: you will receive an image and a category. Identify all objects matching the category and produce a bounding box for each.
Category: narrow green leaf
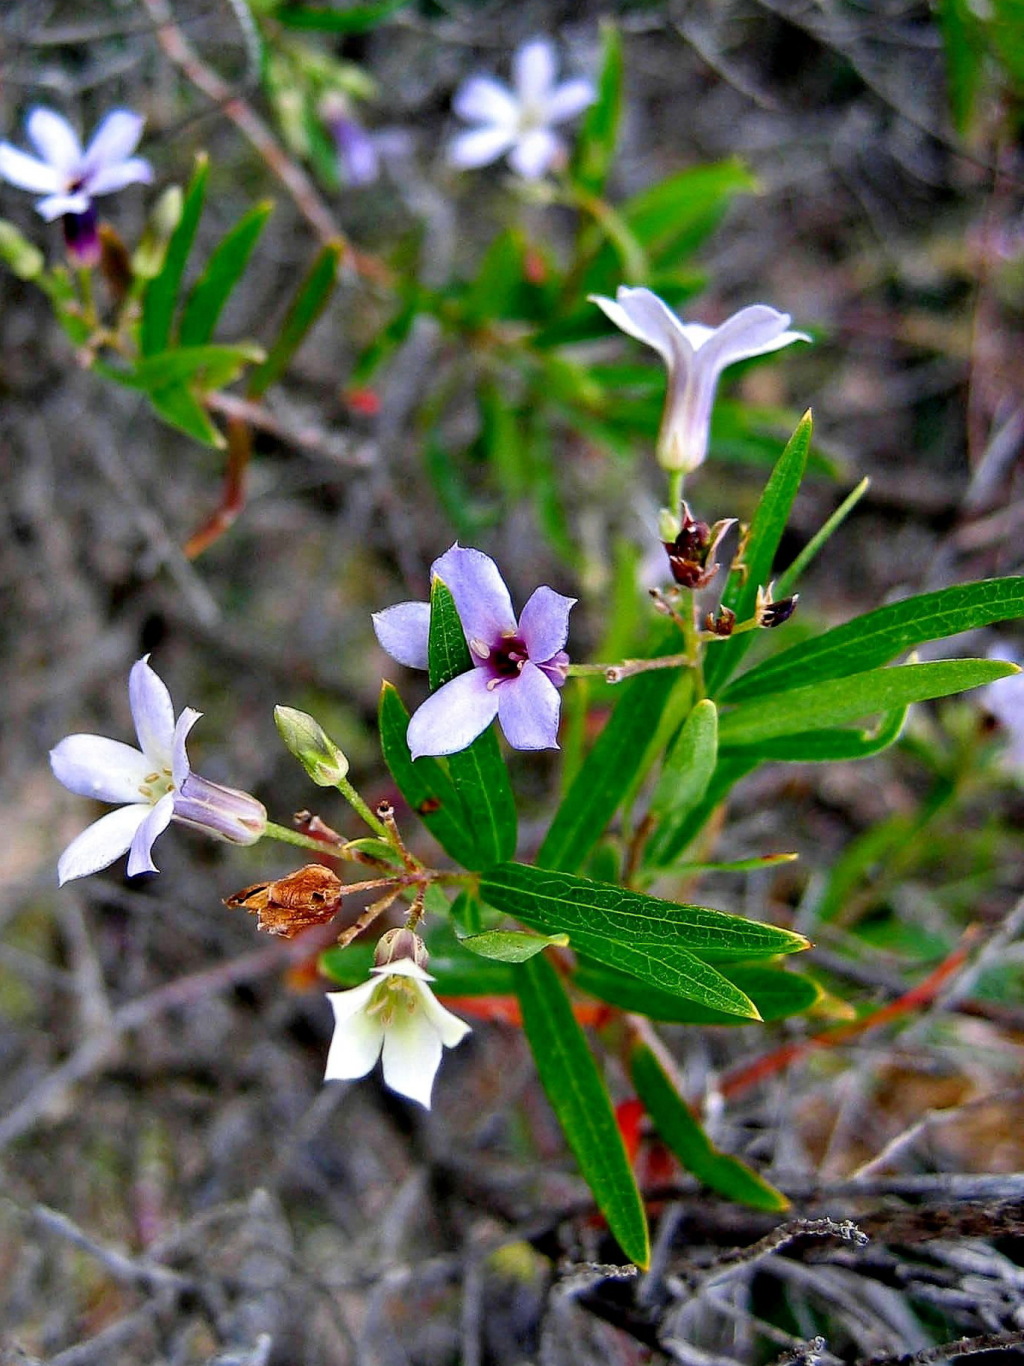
[458,929,568,963]
[774,478,870,599]
[719,659,1017,747]
[578,961,820,1025]
[538,661,681,873]
[427,578,517,868]
[649,754,758,869]
[671,853,799,874]
[247,242,342,398]
[721,577,1024,705]
[148,384,224,448]
[939,0,985,133]
[378,683,480,869]
[179,200,273,346]
[631,1044,789,1211]
[648,700,718,868]
[704,411,812,695]
[141,154,209,357]
[275,0,412,31]
[721,706,907,763]
[517,953,650,1266]
[571,21,623,195]
[133,343,265,393]
[462,229,527,324]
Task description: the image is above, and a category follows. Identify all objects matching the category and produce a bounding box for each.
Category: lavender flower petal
[81,110,145,173]
[88,158,153,197]
[513,38,558,104]
[25,108,81,171]
[452,75,518,126]
[372,601,431,670]
[546,78,596,124]
[170,707,201,789]
[509,128,562,180]
[50,734,153,803]
[57,803,150,886]
[517,585,576,662]
[0,144,61,194]
[496,662,561,750]
[432,544,517,649]
[126,791,175,876]
[35,192,90,221]
[129,655,177,764]
[407,668,499,759]
[448,124,517,170]
[696,305,809,376]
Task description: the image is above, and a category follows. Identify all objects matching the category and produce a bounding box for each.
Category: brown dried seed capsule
[225,863,343,938]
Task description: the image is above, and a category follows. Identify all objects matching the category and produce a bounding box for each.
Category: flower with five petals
[50,656,266,885]
[591,287,811,473]
[449,37,594,180]
[325,933,471,1108]
[0,107,152,265]
[373,544,575,758]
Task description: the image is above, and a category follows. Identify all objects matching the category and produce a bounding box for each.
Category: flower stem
[78,267,98,330]
[263,820,344,853]
[666,469,685,518]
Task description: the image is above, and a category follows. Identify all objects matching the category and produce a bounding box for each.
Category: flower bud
[275,706,350,785]
[131,186,183,279]
[374,928,429,971]
[0,219,44,279]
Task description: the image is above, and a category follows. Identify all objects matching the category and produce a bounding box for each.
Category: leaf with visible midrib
[517,952,650,1267]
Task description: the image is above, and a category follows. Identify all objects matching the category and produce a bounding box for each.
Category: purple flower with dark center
[50,656,266,885]
[0,107,152,266]
[373,544,575,758]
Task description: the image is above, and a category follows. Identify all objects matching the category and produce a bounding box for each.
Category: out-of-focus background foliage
[1,2,1023,1362]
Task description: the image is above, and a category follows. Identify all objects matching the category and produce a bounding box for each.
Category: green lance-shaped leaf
[704,411,812,696]
[462,229,528,325]
[650,753,759,870]
[247,241,342,399]
[427,578,517,868]
[148,384,224,448]
[141,154,209,357]
[721,577,1024,705]
[571,21,623,196]
[378,682,481,870]
[538,658,681,874]
[630,1044,789,1212]
[577,961,821,1025]
[647,699,718,868]
[178,200,274,347]
[516,952,650,1267]
[133,343,266,393]
[773,477,870,599]
[481,863,808,1016]
[720,706,908,764]
[718,658,1018,748]
[274,0,413,32]
[458,929,569,963]
[939,0,985,133]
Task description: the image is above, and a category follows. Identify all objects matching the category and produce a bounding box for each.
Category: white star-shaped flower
[325,957,471,1109]
[449,37,595,180]
[591,287,811,473]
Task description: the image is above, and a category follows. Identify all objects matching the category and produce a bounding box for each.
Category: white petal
[57,803,149,885]
[513,37,558,105]
[0,144,62,195]
[129,656,176,765]
[373,958,434,983]
[25,108,82,172]
[509,128,562,180]
[325,983,385,1080]
[591,286,693,370]
[406,669,499,759]
[171,707,201,790]
[545,78,596,124]
[448,124,516,170]
[87,157,153,197]
[452,75,518,128]
[372,601,430,670]
[414,981,472,1049]
[35,192,89,220]
[50,734,152,803]
[677,323,716,350]
[126,791,174,876]
[696,305,810,378]
[82,110,145,173]
[380,1006,444,1108]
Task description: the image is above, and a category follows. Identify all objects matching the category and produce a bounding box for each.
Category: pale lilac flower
[0,107,152,265]
[373,544,575,758]
[591,287,811,473]
[50,657,266,886]
[325,936,470,1108]
[320,94,379,187]
[449,37,595,180]
[984,645,1024,773]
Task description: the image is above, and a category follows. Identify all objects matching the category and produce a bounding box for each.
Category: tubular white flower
[591,287,811,472]
[325,958,471,1108]
[448,36,594,180]
[50,656,266,885]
